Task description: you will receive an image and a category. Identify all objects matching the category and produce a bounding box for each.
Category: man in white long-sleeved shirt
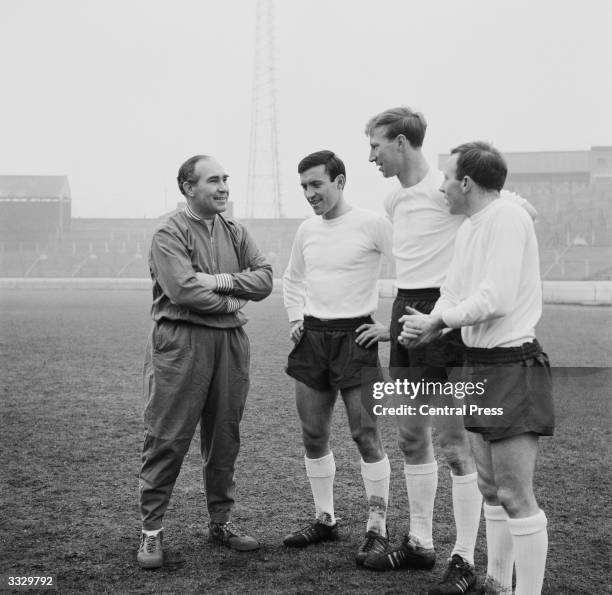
[360,107,484,590]
[282,150,394,566]
[399,142,553,595]
[361,107,536,595]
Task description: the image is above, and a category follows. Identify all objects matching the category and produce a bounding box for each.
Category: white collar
[184,204,201,221]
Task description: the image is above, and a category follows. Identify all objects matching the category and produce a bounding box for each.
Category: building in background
[0,175,71,246]
[438,147,612,279]
[1,148,610,279]
[500,146,611,196]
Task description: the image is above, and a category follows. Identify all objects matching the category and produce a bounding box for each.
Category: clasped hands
[398,306,445,348]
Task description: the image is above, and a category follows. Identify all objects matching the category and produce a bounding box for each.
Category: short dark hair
[364,106,427,148]
[297,150,346,183]
[177,155,210,196]
[450,142,507,192]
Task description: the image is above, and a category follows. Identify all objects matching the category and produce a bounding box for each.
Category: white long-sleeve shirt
[432,199,542,348]
[283,207,393,321]
[385,168,529,289]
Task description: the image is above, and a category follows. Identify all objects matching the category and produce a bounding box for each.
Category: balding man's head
[177,155,212,196]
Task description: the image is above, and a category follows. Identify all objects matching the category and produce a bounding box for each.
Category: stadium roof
[438,146,612,176]
[0,175,71,200]
[502,150,590,175]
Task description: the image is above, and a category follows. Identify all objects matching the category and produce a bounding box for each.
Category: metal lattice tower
[246,0,283,218]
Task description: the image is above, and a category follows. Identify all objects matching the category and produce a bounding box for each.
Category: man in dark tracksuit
[137,154,273,568]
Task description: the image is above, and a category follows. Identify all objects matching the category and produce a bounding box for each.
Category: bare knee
[397,426,431,462]
[351,427,384,462]
[477,472,499,505]
[301,426,330,458]
[438,429,475,475]
[495,485,538,518]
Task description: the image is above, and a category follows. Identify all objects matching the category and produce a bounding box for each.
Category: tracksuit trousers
[139,319,250,530]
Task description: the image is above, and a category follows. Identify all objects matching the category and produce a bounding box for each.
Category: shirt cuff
[441,307,464,329]
[286,306,304,322]
[215,273,234,294]
[225,296,242,313]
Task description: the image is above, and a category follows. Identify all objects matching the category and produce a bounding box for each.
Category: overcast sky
[1,0,610,219]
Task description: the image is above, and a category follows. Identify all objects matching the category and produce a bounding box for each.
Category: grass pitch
[1,290,610,594]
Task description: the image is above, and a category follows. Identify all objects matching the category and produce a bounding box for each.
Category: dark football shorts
[286,315,381,391]
[458,339,555,442]
[390,288,464,382]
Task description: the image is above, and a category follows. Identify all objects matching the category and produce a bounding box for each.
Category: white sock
[450,472,481,566]
[404,460,438,549]
[483,504,514,594]
[304,452,336,525]
[360,455,391,536]
[507,510,548,595]
[142,527,163,537]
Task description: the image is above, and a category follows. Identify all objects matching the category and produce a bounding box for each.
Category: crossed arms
[151,226,273,316]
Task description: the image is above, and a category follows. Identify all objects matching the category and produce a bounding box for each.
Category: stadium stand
[440,146,612,280]
[1,148,610,279]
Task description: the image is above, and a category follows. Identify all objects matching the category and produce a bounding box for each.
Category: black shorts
[286,316,381,391]
[390,288,464,381]
[458,340,555,442]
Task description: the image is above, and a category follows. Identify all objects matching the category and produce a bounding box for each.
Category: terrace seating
[1,202,610,279]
